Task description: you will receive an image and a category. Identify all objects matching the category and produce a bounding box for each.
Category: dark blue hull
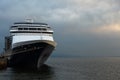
[8,42,54,68]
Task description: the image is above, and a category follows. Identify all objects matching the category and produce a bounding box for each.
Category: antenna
[25,19,34,23]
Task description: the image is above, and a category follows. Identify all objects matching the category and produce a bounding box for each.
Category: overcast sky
[1,0,120,57]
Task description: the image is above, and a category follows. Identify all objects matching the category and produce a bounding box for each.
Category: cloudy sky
[0,0,120,57]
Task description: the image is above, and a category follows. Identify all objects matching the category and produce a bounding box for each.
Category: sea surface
[1,57,120,80]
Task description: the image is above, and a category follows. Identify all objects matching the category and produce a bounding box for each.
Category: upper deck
[14,22,48,25]
[10,22,53,34]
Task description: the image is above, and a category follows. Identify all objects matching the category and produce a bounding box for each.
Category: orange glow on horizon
[95,24,120,33]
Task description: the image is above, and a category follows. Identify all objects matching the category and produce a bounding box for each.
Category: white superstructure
[10,22,54,48]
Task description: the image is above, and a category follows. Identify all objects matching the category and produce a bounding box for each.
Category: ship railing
[13,47,43,54]
[10,29,53,32]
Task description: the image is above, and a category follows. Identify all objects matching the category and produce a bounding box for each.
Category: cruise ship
[5,20,56,68]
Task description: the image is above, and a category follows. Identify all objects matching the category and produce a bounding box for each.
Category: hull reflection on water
[10,64,54,80]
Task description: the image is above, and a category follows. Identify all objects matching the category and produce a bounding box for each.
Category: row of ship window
[18,28,47,30]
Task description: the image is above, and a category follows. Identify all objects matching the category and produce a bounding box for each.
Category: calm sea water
[1,57,120,80]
